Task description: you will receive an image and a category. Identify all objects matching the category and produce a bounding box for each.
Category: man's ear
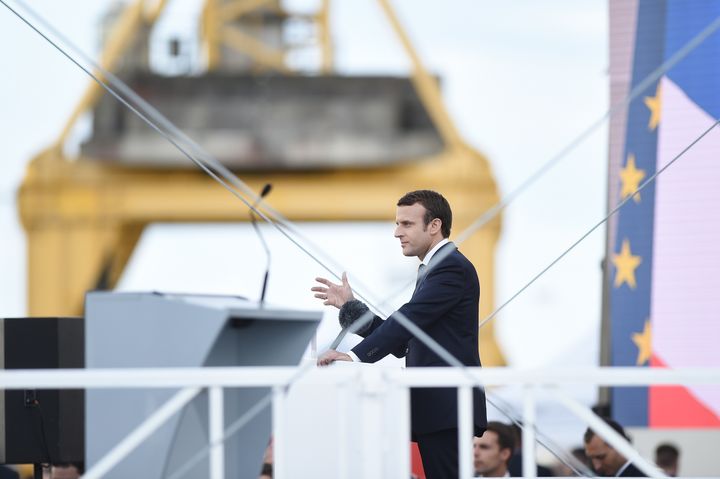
[500,447,512,463]
[430,218,442,234]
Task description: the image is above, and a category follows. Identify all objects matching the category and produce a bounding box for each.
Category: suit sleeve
[337,300,408,358]
[351,259,466,363]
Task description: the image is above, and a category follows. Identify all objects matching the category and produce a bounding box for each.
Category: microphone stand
[249,184,272,307]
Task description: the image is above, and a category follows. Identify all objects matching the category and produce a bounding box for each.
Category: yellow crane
[17,0,505,366]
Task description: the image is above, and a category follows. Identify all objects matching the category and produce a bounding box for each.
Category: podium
[84,292,321,479]
[283,362,411,479]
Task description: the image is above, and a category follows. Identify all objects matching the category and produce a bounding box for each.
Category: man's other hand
[317,349,352,366]
[311,272,354,309]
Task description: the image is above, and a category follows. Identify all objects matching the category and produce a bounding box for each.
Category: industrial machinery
[18,0,504,365]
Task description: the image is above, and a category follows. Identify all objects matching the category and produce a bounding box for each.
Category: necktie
[416,263,427,288]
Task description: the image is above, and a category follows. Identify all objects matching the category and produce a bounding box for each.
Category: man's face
[585,435,626,476]
[394,203,437,260]
[473,432,511,477]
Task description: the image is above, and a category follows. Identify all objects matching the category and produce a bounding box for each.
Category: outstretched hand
[317,349,352,366]
[311,272,354,309]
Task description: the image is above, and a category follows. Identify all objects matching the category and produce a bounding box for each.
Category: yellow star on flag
[619,154,646,203]
[644,83,662,131]
[632,320,652,365]
[612,239,642,289]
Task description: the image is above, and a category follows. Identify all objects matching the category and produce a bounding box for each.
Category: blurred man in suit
[583,418,646,477]
[473,422,514,477]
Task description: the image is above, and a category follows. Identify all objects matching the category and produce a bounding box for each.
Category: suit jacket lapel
[412,242,456,295]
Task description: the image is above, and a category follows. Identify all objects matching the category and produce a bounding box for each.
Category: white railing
[1,366,718,479]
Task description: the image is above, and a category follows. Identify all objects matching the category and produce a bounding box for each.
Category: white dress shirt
[422,237,450,267]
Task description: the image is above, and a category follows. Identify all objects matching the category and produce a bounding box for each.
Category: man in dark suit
[583,417,647,477]
[313,190,487,479]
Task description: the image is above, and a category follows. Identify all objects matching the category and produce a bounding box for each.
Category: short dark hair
[583,417,629,444]
[655,443,679,466]
[486,421,516,455]
[397,190,452,238]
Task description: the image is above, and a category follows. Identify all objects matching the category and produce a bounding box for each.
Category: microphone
[329,299,372,350]
[249,183,273,306]
[338,300,371,333]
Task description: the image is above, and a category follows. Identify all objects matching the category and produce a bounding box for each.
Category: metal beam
[221,24,291,73]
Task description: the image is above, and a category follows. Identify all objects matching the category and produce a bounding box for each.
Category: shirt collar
[616,460,632,477]
[422,238,451,266]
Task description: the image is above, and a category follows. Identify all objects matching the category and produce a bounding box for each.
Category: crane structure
[17,0,505,365]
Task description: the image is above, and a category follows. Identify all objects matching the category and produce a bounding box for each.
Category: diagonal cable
[7,0,720,343]
[363,12,720,316]
[480,118,719,329]
[330,117,718,473]
[166,359,341,479]
[5,0,718,471]
[455,13,720,246]
[377,306,593,475]
[486,390,594,477]
[0,0,392,309]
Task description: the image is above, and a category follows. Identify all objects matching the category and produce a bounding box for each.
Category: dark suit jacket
[618,463,647,477]
[344,242,487,436]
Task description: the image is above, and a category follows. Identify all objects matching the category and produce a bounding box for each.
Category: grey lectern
[85,292,321,479]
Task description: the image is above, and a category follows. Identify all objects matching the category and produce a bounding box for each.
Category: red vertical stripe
[649,355,720,427]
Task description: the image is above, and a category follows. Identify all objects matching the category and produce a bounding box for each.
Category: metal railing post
[457,385,473,478]
[388,376,411,479]
[208,386,225,479]
[272,385,287,479]
[337,382,350,479]
[360,367,384,478]
[522,384,537,479]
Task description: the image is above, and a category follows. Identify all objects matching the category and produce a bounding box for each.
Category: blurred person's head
[473,421,515,477]
[583,418,631,476]
[655,443,679,476]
